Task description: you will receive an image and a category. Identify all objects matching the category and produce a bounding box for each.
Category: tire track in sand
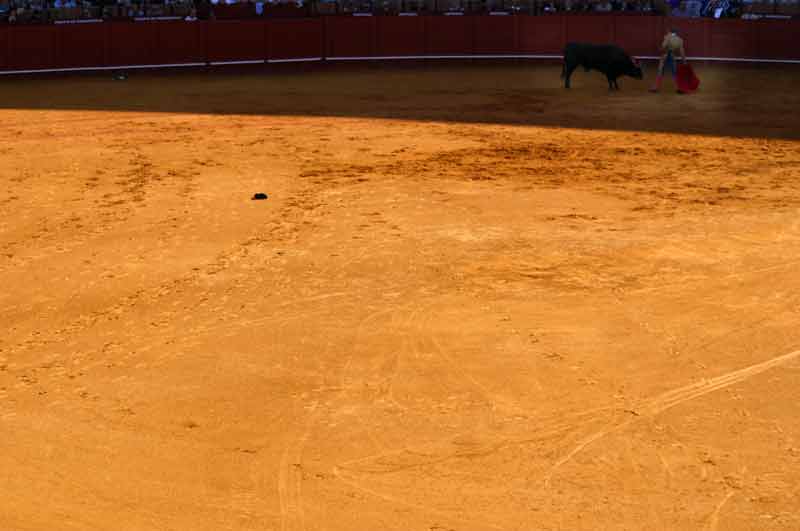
[706,491,735,531]
[277,293,415,531]
[329,297,507,530]
[544,349,800,485]
[334,349,799,497]
[278,401,319,531]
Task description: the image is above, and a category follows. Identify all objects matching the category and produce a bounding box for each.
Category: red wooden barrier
[375,15,425,56]
[709,19,757,59]
[566,14,615,45]
[7,25,58,70]
[474,15,516,54]
[756,20,800,60]
[154,21,206,64]
[206,20,266,63]
[57,23,106,68]
[613,14,660,56]
[325,16,376,57]
[1,16,798,73]
[0,27,7,70]
[107,22,157,66]
[268,18,324,59]
[518,15,565,55]
[425,15,474,55]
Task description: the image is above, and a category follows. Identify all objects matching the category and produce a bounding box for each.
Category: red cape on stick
[676,63,700,93]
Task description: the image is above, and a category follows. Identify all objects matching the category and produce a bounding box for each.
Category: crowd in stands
[537,0,665,13]
[520,0,797,15]
[0,0,205,23]
[0,0,796,23]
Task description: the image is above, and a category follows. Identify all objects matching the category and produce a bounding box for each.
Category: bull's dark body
[561,42,643,90]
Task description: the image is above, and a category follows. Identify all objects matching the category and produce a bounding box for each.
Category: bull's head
[629,57,644,80]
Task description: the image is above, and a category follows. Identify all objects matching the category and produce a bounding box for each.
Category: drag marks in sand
[334,347,800,527]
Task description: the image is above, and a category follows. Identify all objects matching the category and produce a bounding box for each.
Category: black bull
[561,43,644,90]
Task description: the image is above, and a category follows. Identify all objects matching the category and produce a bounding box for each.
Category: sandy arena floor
[1,62,800,531]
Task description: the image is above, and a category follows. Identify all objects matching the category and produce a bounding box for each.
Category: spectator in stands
[595,0,613,10]
[726,0,743,16]
[29,1,43,20]
[184,5,196,17]
[684,0,699,14]
[704,0,720,15]
[672,0,689,14]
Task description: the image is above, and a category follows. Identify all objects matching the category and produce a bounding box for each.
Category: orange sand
[1,62,799,530]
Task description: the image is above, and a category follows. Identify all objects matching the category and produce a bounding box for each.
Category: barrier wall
[473,15,516,55]
[375,16,425,56]
[0,15,798,73]
[518,16,565,55]
[270,18,323,60]
[206,20,265,63]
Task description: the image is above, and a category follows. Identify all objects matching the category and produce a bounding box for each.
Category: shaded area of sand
[1,62,799,140]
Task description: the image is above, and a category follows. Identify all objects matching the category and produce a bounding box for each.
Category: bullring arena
[1,12,800,531]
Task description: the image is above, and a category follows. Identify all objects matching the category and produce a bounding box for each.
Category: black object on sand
[252,193,268,200]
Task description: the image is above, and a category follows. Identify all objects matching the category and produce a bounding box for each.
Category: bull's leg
[606,74,616,91]
[613,78,620,90]
[564,64,578,89]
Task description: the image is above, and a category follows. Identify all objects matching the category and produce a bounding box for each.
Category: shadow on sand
[1,61,798,141]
